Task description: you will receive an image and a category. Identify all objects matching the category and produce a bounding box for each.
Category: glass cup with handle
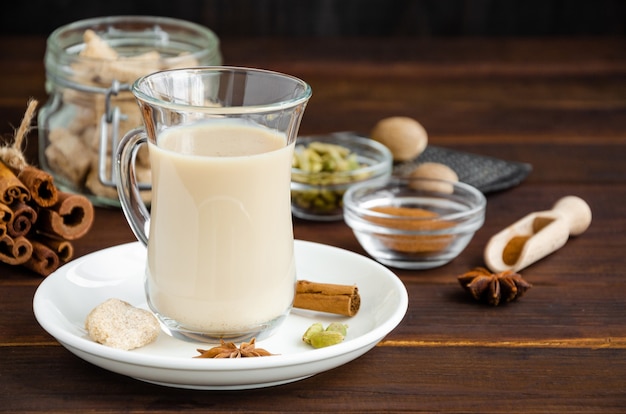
[115,66,312,343]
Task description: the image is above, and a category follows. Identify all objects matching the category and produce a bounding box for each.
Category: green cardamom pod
[325,322,348,336]
[302,322,324,344]
[308,331,345,348]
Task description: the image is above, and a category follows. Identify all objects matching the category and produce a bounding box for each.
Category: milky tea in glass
[116,67,311,342]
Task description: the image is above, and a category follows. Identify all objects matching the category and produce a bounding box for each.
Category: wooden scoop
[484,196,592,273]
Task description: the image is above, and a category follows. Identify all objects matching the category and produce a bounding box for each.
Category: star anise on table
[194,338,274,358]
[458,267,532,306]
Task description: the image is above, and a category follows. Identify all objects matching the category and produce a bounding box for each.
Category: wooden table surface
[1,34,625,413]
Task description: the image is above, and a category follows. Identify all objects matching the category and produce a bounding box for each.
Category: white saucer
[33,240,408,390]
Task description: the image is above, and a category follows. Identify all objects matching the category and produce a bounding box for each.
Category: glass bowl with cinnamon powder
[343,177,486,269]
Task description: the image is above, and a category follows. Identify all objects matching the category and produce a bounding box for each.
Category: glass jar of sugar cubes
[38,16,222,206]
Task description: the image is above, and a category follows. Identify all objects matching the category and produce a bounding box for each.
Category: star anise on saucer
[194,338,274,358]
[458,267,532,306]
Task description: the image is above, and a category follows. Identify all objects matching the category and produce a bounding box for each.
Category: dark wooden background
[2,0,625,37]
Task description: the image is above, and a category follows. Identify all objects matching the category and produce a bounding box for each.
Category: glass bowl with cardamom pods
[291,133,393,221]
[343,176,486,269]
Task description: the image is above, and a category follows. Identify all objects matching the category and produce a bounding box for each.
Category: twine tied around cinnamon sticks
[0,99,95,276]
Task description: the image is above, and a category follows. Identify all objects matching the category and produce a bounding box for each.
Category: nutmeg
[410,162,458,181]
[409,162,458,193]
[370,116,428,162]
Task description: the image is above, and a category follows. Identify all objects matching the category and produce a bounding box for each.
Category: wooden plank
[1,346,624,412]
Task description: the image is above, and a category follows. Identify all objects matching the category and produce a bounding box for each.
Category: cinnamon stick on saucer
[293,280,361,317]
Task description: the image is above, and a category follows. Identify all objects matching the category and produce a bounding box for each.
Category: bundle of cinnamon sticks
[1,100,95,277]
[0,161,94,276]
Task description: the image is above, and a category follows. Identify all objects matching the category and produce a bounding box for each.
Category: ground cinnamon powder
[502,235,530,265]
[367,205,454,253]
[501,216,554,266]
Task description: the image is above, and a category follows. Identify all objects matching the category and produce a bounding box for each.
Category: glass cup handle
[116,127,150,246]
